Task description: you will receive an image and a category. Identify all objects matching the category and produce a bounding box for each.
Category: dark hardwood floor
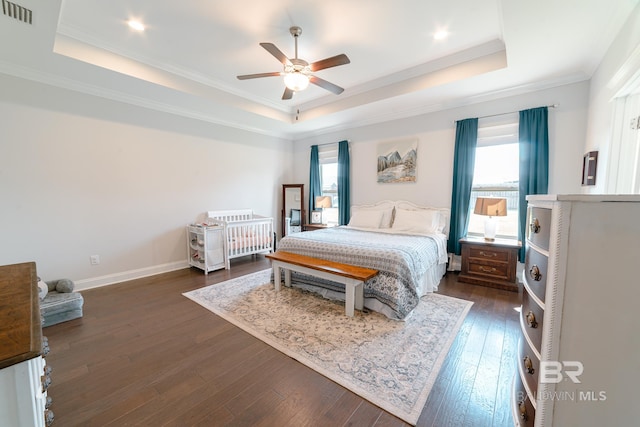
[44,256,521,426]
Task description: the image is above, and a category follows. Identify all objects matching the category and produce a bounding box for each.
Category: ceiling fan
[237,26,350,100]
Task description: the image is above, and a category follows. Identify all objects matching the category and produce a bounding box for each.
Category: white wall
[584,3,640,193]
[0,74,291,288]
[292,81,590,211]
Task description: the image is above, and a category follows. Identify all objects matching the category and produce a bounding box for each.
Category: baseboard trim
[74,260,189,291]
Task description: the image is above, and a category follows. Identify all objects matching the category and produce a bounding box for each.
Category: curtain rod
[454,104,558,123]
[313,140,349,147]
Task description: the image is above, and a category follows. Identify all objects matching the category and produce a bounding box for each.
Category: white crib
[207,209,274,269]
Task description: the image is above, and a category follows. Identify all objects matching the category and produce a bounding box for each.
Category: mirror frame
[282,184,305,237]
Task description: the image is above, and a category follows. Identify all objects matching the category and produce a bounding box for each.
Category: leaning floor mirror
[282,184,305,237]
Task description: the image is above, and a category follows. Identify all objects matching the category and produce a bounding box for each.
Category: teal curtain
[447,118,478,255]
[309,145,321,224]
[337,140,350,225]
[518,107,549,261]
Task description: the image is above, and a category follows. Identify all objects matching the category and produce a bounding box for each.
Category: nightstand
[303,223,334,231]
[458,236,521,292]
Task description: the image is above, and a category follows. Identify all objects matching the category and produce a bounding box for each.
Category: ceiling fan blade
[282,87,294,100]
[309,76,344,95]
[309,54,350,72]
[237,72,281,80]
[260,42,290,65]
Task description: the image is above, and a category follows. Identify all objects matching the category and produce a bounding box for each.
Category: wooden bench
[265,251,379,317]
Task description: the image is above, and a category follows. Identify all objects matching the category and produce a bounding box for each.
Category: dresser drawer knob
[523,356,535,375]
[45,409,54,426]
[530,218,541,234]
[526,311,538,328]
[42,336,50,356]
[529,265,542,281]
[478,266,497,273]
[41,374,52,392]
[518,400,528,421]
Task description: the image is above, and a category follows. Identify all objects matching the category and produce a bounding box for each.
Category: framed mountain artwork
[377,139,417,183]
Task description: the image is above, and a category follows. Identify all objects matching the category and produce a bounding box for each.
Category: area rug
[183,269,472,425]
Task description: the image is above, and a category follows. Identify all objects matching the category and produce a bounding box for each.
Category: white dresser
[513,194,640,426]
[0,356,52,426]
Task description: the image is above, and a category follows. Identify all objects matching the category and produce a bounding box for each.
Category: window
[318,144,339,225]
[467,119,519,239]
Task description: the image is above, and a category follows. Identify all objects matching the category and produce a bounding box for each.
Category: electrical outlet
[90,255,100,265]
[632,117,638,130]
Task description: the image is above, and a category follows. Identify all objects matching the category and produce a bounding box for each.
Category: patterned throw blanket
[278,227,444,319]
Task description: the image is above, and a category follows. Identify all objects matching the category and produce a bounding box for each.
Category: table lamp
[474,197,507,241]
[315,196,332,224]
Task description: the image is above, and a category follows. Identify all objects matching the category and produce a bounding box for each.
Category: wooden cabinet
[458,236,520,292]
[187,225,227,274]
[512,195,640,426]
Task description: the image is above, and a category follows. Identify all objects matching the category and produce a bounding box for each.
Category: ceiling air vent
[2,0,32,25]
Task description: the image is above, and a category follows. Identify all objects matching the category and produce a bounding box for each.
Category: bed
[277,201,449,320]
[207,209,274,268]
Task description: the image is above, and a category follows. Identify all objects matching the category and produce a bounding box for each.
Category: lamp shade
[315,196,332,209]
[474,197,507,217]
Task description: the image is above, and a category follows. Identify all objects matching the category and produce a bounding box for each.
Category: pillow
[38,280,48,300]
[414,208,447,234]
[435,210,448,234]
[45,281,56,292]
[55,278,75,293]
[377,208,394,229]
[351,207,394,228]
[392,208,441,234]
[348,210,384,229]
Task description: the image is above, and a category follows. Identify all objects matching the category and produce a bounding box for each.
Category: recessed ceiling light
[433,30,449,41]
[127,20,145,32]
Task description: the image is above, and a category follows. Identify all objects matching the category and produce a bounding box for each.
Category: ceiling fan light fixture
[283,62,311,91]
[284,72,309,91]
